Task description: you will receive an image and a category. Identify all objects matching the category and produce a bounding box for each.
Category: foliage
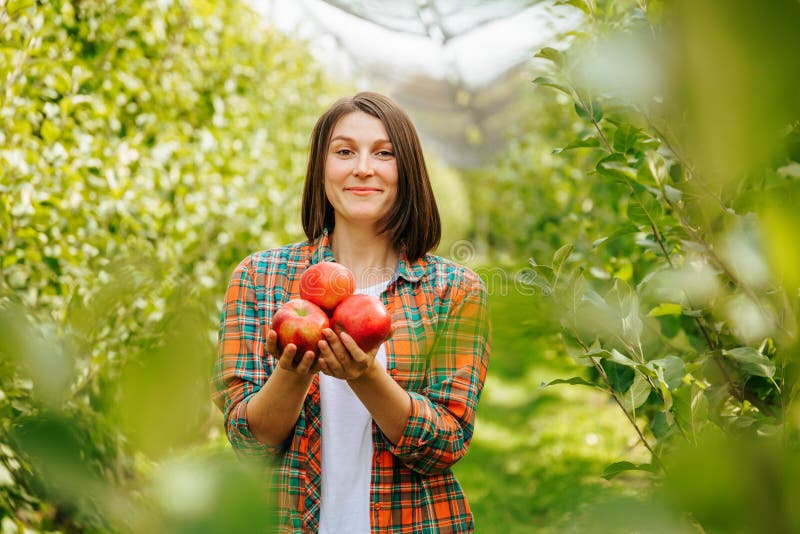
[0,0,337,530]
[479,0,800,529]
[454,289,647,533]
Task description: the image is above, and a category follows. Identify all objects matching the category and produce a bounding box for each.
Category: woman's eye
[377,150,394,157]
[336,149,353,156]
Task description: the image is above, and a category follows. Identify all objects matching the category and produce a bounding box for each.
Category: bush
[0,0,336,529]
[481,0,800,530]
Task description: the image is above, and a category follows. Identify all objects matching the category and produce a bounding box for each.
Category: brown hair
[301,92,441,261]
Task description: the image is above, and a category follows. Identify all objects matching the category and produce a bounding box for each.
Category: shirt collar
[310,228,336,264]
[310,228,427,283]
[395,249,426,283]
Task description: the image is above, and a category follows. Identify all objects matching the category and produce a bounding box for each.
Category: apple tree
[0,0,337,530]
[485,0,800,529]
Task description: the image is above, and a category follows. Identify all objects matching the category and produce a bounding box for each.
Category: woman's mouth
[345,187,381,196]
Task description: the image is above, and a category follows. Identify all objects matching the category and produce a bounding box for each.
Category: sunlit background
[2,0,800,532]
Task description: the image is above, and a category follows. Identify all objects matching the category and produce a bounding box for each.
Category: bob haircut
[301,92,441,261]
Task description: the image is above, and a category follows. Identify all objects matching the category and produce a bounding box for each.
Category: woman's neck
[329,224,399,289]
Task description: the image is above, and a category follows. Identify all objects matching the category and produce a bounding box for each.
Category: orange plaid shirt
[213,230,491,533]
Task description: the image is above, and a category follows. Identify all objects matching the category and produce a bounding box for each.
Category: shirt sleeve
[212,255,285,459]
[387,271,491,475]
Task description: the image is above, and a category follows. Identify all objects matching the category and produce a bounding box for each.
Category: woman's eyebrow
[330,135,392,145]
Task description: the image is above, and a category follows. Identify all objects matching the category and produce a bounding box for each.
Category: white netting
[250,0,581,167]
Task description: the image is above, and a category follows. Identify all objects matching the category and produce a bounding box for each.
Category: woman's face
[324,111,398,229]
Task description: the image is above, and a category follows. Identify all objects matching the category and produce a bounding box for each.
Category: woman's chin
[335,211,388,227]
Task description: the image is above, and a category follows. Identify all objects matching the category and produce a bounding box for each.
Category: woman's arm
[213,255,320,456]
[245,330,321,447]
[387,273,491,475]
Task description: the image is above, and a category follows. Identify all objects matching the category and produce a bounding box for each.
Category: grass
[454,288,650,532]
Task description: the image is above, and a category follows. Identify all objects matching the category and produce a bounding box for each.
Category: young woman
[213,92,491,533]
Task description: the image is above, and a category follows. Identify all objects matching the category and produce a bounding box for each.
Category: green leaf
[597,157,638,182]
[579,288,608,310]
[673,383,709,439]
[601,461,659,480]
[602,359,635,393]
[650,410,673,439]
[535,47,565,67]
[647,303,682,317]
[552,243,574,273]
[591,101,603,122]
[542,376,600,388]
[627,191,663,228]
[555,0,594,15]
[574,102,589,120]
[612,124,642,153]
[553,136,601,154]
[606,278,642,348]
[648,355,686,390]
[621,371,652,412]
[574,100,603,122]
[606,348,638,368]
[592,223,640,248]
[526,259,555,285]
[663,184,683,203]
[723,347,776,378]
[654,368,674,421]
[532,76,572,96]
[646,151,669,184]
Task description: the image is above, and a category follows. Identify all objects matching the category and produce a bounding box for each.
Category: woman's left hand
[318,328,388,381]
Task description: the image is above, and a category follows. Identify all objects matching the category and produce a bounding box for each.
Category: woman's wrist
[274,363,317,387]
[346,360,382,385]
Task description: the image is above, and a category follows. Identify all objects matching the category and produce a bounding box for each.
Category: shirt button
[375,503,382,511]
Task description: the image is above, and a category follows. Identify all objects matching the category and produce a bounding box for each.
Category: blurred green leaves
[667,0,800,182]
[516,0,800,530]
[0,0,336,529]
[114,299,212,458]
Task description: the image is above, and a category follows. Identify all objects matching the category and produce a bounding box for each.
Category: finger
[337,331,366,363]
[266,329,279,356]
[317,357,332,376]
[322,328,347,357]
[295,350,318,374]
[319,340,345,377]
[322,329,356,372]
[309,353,325,375]
[277,343,298,368]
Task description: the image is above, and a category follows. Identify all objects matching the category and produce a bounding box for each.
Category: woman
[213,92,491,533]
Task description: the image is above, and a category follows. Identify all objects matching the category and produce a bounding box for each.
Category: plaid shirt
[213,230,491,533]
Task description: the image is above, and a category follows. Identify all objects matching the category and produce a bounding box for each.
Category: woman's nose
[353,153,373,177]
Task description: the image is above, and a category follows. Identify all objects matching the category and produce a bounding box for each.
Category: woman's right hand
[266,329,322,376]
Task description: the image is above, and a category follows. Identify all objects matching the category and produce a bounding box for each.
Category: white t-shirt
[318,275,395,533]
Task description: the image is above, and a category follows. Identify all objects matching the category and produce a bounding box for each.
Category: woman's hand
[317,328,391,381]
[266,329,322,376]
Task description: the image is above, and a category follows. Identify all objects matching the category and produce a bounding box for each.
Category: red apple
[331,294,392,352]
[271,299,330,364]
[299,262,356,313]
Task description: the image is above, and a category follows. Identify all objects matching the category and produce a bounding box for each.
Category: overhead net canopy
[251,0,582,168]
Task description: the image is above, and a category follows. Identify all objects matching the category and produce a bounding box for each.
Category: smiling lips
[345,187,382,196]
